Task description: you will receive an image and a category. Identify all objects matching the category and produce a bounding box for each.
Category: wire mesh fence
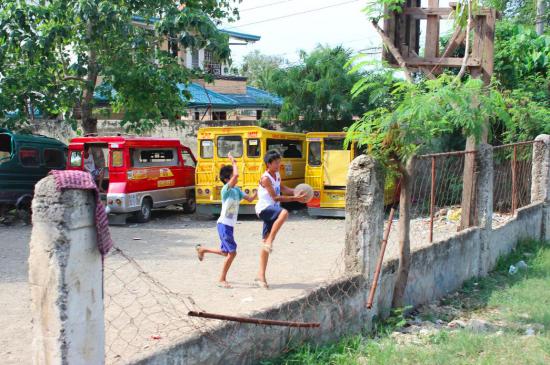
[386,151,478,249]
[102,140,540,364]
[492,141,536,228]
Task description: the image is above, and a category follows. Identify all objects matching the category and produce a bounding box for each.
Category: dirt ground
[0,206,498,364]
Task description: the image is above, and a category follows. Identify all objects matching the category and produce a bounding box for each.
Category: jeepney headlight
[205,188,211,195]
[245,189,250,194]
[253,189,257,194]
[314,191,320,198]
[107,199,114,205]
[197,188,203,195]
[115,199,122,206]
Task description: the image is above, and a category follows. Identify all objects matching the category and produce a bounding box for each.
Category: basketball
[295,183,314,203]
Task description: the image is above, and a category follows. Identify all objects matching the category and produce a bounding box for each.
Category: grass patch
[263,240,550,365]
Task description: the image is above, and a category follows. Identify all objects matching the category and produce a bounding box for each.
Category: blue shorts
[217,223,237,253]
[258,205,284,239]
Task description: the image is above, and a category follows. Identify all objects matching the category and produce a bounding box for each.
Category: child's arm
[261,176,304,203]
[227,152,239,188]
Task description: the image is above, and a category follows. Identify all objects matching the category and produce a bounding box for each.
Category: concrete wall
[31,119,260,155]
[130,138,549,365]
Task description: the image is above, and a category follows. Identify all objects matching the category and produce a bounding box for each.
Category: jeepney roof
[197,126,305,139]
[69,135,183,147]
[306,132,347,139]
[0,129,66,148]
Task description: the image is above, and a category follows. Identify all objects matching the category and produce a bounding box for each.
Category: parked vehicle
[67,136,196,223]
[196,126,306,215]
[0,129,67,217]
[305,132,396,217]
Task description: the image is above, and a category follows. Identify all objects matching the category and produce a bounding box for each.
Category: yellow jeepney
[305,132,395,217]
[196,126,306,215]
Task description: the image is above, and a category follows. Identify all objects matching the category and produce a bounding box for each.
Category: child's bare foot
[217,281,232,289]
[254,278,269,289]
[195,244,204,261]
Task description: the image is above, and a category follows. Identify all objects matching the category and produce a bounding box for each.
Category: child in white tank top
[254,150,306,289]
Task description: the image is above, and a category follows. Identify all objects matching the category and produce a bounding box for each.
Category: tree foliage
[0,0,240,133]
[239,50,286,92]
[271,45,390,132]
[346,74,508,166]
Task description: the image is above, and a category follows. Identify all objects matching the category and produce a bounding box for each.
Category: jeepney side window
[217,136,243,158]
[0,133,12,164]
[132,148,177,167]
[247,139,260,157]
[200,140,213,159]
[324,138,348,151]
[182,150,196,167]
[267,139,303,159]
[111,150,124,168]
[20,148,40,167]
[44,149,65,168]
[308,142,321,166]
[70,151,82,167]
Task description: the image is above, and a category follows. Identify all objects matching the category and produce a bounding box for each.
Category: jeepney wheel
[183,191,196,214]
[136,198,152,223]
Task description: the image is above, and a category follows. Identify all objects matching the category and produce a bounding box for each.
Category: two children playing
[196,150,306,289]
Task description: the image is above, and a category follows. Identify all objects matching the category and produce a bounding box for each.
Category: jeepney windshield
[324,138,348,151]
[217,136,243,158]
[0,133,12,164]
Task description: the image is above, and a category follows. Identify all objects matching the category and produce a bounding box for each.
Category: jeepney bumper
[307,207,345,218]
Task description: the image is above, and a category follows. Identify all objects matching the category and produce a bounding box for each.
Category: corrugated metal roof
[92,82,281,110]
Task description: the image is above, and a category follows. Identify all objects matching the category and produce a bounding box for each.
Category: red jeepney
[67,136,196,223]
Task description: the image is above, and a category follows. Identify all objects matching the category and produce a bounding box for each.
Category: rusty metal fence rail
[492,141,538,227]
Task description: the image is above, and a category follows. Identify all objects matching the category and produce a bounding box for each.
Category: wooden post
[425,0,440,58]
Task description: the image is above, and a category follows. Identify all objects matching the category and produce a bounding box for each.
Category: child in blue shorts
[196,153,256,288]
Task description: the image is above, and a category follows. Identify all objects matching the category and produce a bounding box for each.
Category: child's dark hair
[219,165,233,183]
[264,150,281,165]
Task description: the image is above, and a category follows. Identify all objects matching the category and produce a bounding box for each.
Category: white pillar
[29,175,104,365]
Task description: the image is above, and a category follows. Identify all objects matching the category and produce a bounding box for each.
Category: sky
[221,0,381,66]
[221,0,455,67]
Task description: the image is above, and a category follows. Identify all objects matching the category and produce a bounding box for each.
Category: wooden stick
[371,20,414,83]
[188,311,321,328]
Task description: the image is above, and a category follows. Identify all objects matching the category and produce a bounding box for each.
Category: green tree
[0,0,240,134]
[239,50,286,92]
[347,72,509,306]
[271,45,384,132]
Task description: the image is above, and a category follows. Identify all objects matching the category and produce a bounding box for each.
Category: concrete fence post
[531,134,550,240]
[344,155,385,283]
[28,175,104,364]
[475,143,494,276]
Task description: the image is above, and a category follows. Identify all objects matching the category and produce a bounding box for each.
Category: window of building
[200,140,214,159]
[44,149,65,168]
[308,142,322,166]
[131,148,177,167]
[20,148,40,167]
[256,110,263,120]
[217,136,243,158]
[194,111,201,121]
[212,111,227,121]
[247,139,261,157]
[192,49,199,68]
[267,139,303,159]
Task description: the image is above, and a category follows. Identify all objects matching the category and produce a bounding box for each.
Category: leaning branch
[371,20,414,83]
[455,0,472,81]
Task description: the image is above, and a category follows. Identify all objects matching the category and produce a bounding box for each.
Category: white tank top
[255,171,281,215]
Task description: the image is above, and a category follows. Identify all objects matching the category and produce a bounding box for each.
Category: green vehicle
[0,129,67,216]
